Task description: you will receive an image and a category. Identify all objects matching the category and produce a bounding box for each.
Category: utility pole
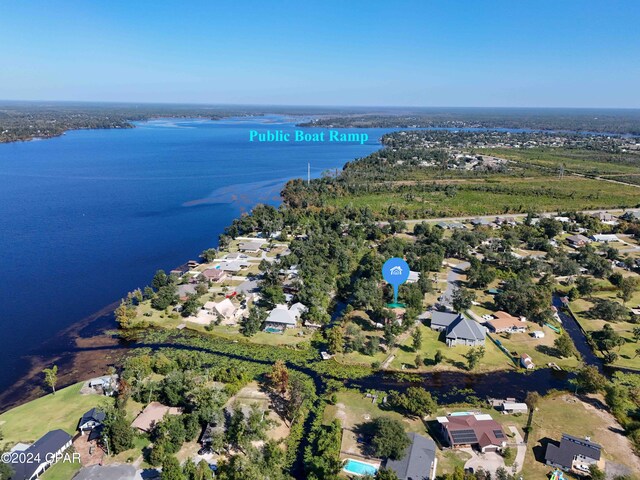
[307,162,310,185]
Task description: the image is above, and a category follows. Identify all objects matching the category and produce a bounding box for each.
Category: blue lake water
[0,116,391,399]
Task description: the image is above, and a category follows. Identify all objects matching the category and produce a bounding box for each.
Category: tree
[152,284,178,310]
[268,360,289,395]
[592,299,628,322]
[434,350,443,364]
[375,468,400,480]
[619,277,639,304]
[42,365,58,394]
[467,261,496,289]
[195,459,214,480]
[414,354,422,369]
[554,332,577,358]
[463,346,485,371]
[452,287,476,312]
[326,327,344,354]
[182,294,203,317]
[370,417,410,460]
[390,387,437,417]
[103,406,135,454]
[572,365,608,393]
[152,269,169,290]
[240,306,264,337]
[161,455,186,480]
[576,276,594,297]
[589,464,605,480]
[524,391,541,410]
[201,248,217,263]
[411,328,422,351]
[633,327,640,343]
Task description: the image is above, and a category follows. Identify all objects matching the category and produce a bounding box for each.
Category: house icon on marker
[390,266,403,275]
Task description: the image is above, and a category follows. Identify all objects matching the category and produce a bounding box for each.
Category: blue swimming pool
[343,459,378,476]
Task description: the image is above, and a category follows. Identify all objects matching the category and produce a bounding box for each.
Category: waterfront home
[131,402,182,433]
[385,432,437,480]
[177,283,198,300]
[87,375,118,396]
[545,434,603,475]
[218,259,250,273]
[9,429,73,480]
[210,298,237,320]
[200,268,227,283]
[485,311,527,333]
[78,408,106,439]
[437,413,506,453]
[225,252,248,261]
[238,240,264,253]
[264,303,308,332]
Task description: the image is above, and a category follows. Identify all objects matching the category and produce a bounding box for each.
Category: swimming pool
[264,326,283,334]
[343,459,379,476]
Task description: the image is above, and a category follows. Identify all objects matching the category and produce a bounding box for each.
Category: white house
[591,234,620,243]
[531,330,545,339]
[264,303,308,331]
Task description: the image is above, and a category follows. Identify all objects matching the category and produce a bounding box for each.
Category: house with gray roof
[385,432,437,480]
[545,433,603,474]
[429,311,464,332]
[445,316,486,347]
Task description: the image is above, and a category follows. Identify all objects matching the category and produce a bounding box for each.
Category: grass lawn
[490,326,580,370]
[327,175,640,218]
[390,324,514,373]
[0,382,113,446]
[41,455,83,480]
[570,290,640,371]
[524,393,640,479]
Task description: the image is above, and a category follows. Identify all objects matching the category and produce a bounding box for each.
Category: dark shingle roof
[545,433,602,469]
[10,429,72,480]
[430,311,462,329]
[79,407,106,426]
[385,433,436,480]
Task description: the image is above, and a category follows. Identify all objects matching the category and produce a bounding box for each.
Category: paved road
[439,261,470,310]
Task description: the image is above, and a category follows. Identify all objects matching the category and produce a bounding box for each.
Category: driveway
[508,426,526,473]
[464,449,505,476]
[439,261,470,310]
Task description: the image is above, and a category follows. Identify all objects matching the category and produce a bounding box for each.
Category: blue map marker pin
[382,257,410,307]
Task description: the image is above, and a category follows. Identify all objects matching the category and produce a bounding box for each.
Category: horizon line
[1,98,640,111]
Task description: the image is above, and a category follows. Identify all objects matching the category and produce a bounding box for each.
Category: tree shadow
[351,314,378,332]
[352,421,376,457]
[446,358,468,370]
[535,345,562,359]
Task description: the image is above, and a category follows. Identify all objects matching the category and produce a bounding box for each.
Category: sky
[1,1,639,108]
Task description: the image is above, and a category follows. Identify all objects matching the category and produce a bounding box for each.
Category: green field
[0,382,111,446]
[484,148,640,177]
[327,175,640,218]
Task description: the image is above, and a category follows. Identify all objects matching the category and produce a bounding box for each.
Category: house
[204,298,237,320]
[566,234,591,247]
[591,234,620,243]
[9,429,73,480]
[385,432,437,480]
[288,302,308,321]
[264,305,298,331]
[485,311,526,333]
[591,212,616,222]
[238,240,264,253]
[225,252,248,261]
[131,402,182,433]
[218,259,250,273]
[437,413,507,452]
[520,353,535,370]
[88,375,118,396]
[200,268,227,283]
[501,402,529,415]
[445,317,486,347]
[621,210,640,222]
[531,330,545,339]
[78,408,106,439]
[407,271,420,284]
[177,283,197,300]
[545,434,603,475]
[429,311,463,332]
[471,218,491,226]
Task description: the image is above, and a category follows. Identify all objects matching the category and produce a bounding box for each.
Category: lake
[0,116,391,404]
